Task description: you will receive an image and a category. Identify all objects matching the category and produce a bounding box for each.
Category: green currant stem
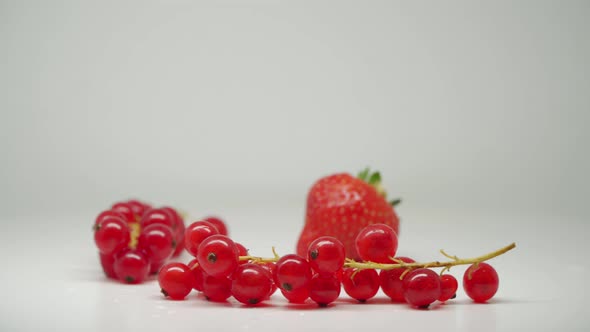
[343,242,516,276]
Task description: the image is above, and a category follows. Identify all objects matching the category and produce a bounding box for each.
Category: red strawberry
[296,168,401,261]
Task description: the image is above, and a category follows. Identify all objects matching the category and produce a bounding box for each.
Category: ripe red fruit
[341,268,380,302]
[309,274,341,306]
[94,217,130,255]
[259,262,278,298]
[140,208,176,230]
[137,223,176,263]
[231,263,273,305]
[187,258,204,291]
[307,236,346,275]
[296,169,400,260]
[439,274,458,302]
[463,263,499,303]
[111,202,136,223]
[94,210,126,230]
[275,254,313,292]
[235,242,248,265]
[158,263,197,300]
[197,235,239,278]
[161,206,186,257]
[202,274,232,302]
[403,268,441,308]
[113,249,150,284]
[204,216,228,236]
[355,224,398,263]
[281,287,309,303]
[184,221,219,257]
[379,256,415,302]
[126,200,151,219]
[99,252,116,279]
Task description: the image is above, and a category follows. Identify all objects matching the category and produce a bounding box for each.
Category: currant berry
[204,216,228,235]
[126,200,151,219]
[111,202,136,223]
[140,208,176,230]
[187,259,205,291]
[99,252,116,279]
[235,242,248,265]
[259,262,277,298]
[113,249,150,284]
[162,207,185,257]
[309,274,341,306]
[439,274,458,302]
[149,260,165,275]
[158,263,197,300]
[184,221,219,257]
[93,210,126,230]
[463,263,499,303]
[379,256,415,302]
[403,268,441,308]
[355,224,398,263]
[274,254,312,292]
[202,274,232,302]
[231,263,273,305]
[281,287,309,303]
[197,235,239,278]
[341,268,380,302]
[137,223,176,263]
[307,236,345,275]
[94,217,130,255]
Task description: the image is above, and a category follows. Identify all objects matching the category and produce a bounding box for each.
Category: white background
[0,1,588,331]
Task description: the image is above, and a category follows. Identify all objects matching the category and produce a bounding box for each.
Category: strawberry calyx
[357,167,402,207]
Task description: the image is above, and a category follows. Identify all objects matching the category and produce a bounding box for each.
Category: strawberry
[296,168,401,261]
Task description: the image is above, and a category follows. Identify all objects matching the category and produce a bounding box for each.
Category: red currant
[439,274,458,302]
[197,235,239,278]
[235,242,248,265]
[463,263,499,303]
[184,221,219,257]
[202,274,232,302]
[355,224,398,263]
[403,268,441,308]
[149,260,165,275]
[94,210,125,230]
[231,263,273,305]
[126,200,151,219]
[187,258,205,291]
[379,256,415,302]
[113,249,150,284]
[204,216,228,235]
[309,274,341,306]
[158,263,196,300]
[137,223,175,263]
[274,254,312,293]
[281,287,309,303]
[140,207,175,230]
[341,268,380,302]
[259,262,277,298]
[307,236,345,275]
[111,202,136,223]
[161,207,185,257]
[99,252,116,279]
[94,217,130,255]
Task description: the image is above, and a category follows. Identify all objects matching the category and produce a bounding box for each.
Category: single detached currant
[463,262,499,303]
[158,263,197,300]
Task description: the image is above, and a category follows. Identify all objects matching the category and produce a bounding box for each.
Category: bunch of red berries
[93,200,187,284]
[158,221,503,308]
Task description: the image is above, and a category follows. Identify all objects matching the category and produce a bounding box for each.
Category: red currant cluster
[93,200,188,283]
[158,221,508,309]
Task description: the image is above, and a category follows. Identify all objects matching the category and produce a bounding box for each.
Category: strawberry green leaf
[357,168,370,181]
[368,172,381,185]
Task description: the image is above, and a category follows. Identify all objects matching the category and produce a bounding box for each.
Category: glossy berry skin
[94,210,126,230]
[463,263,499,303]
[341,268,380,302]
[204,216,228,236]
[158,263,197,300]
[149,260,165,275]
[309,274,341,306]
[137,223,175,263]
[126,200,151,219]
[94,217,130,255]
[202,274,232,302]
[274,254,312,292]
[111,202,136,223]
[296,172,400,260]
[379,256,415,302]
[403,268,441,308]
[99,252,116,279]
[197,235,239,278]
[140,208,176,230]
[439,274,458,302]
[259,262,277,298]
[187,258,205,291]
[162,207,185,257]
[184,221,219,257]
[231,264,273,305]
[307,236,346,275]
[355,224,398,263]
[281,287,309,303]
[113,249,150,284]
[235,243,248,265]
